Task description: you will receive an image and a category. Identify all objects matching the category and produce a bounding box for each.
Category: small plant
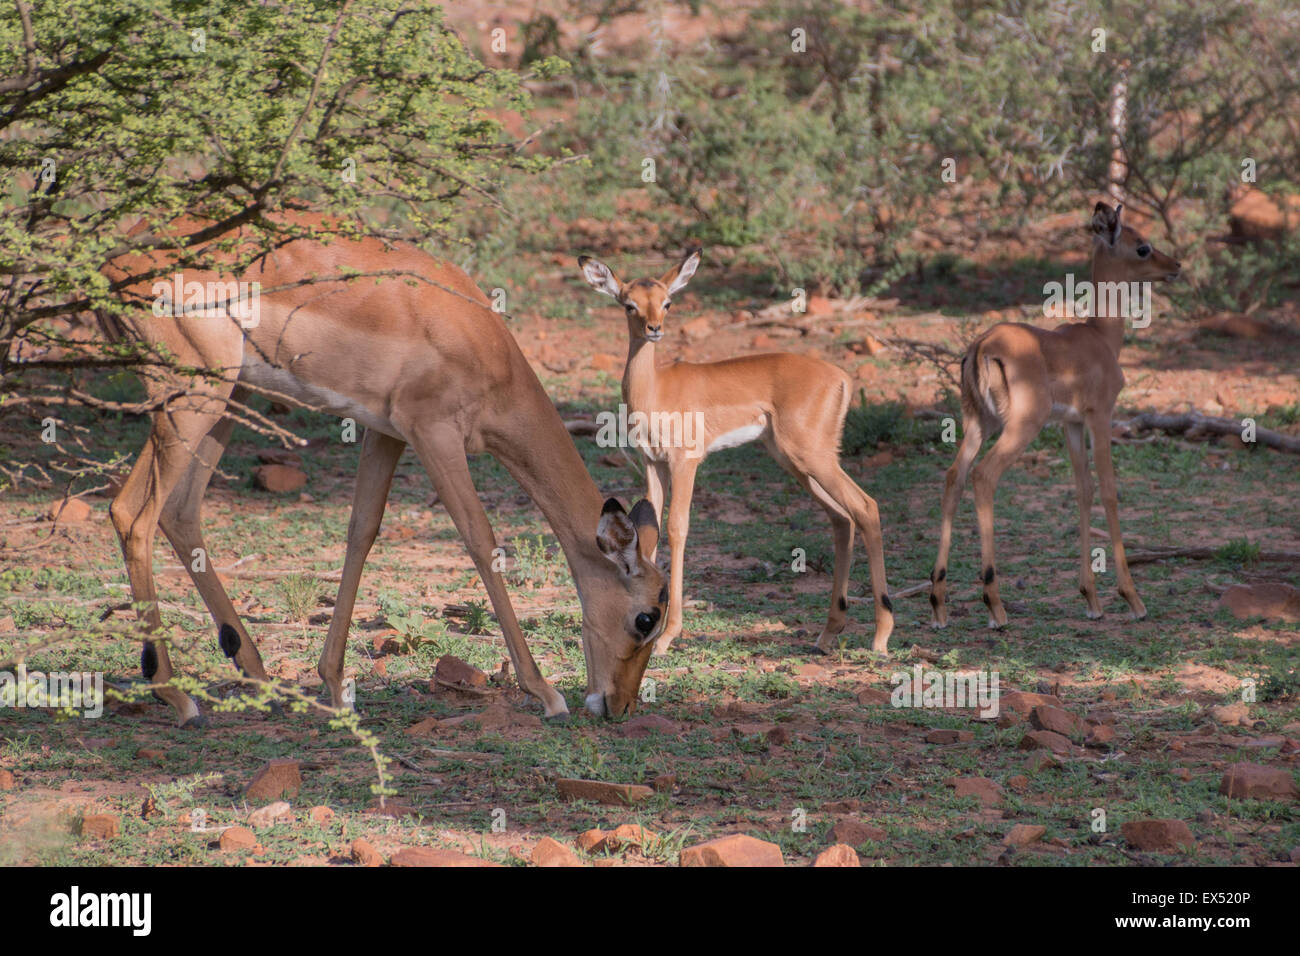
[509,534,570,589]
[463,599,494,635]
[1215,538,1262,569]
[278,574,325,622]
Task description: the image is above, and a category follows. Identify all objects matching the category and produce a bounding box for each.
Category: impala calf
[579,250,894,655]
[101,215,668,725]
[929,201,1180,628]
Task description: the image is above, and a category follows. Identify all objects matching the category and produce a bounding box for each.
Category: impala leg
[930,415,984,628]
[970,418,1041,628]
[110,394,232,727]
[655,456,699,654]
[644,459,669,563]
[1088,413,1146,620]
[158,408,272,684]
[409,424,568,717]
[801,478,853,654]
[317,429,406,708]
[806,464,893,652]
[1064,421,1103,619]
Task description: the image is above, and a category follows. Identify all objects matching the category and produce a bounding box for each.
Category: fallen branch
[1126,547,1300,566]
[1121,411,1300,454]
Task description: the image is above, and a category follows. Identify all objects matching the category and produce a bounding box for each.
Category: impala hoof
[180,713,208,730]
[1086,609,1104,620]
[544,711,570,725]
[266,699,285,719]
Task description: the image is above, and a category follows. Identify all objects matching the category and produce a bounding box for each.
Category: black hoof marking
[983,567,995,585]
[809,643,830,657]
[981,592,991,607]
[218,623,241,658]
[544,711,570,724]
[838,596,848,612]
[929,592,939,608]
[930,566,946,583]
[880,594,894,613]
[181,714,207,730]
[141,643,159,681]
[266,700,285,719]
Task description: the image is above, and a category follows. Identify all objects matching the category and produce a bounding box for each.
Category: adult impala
[579,250,894,655]
[929,201,1180,627]
[100,215,667,725]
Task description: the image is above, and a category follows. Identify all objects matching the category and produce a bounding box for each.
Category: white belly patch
[238,355,404,440]
[707,422,766,453]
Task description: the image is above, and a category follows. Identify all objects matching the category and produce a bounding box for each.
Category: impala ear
[1091,201,1122,246]
[579,256,622,299]
[660,248,701,297]
[628,499,659,561]
[596,498,639,576]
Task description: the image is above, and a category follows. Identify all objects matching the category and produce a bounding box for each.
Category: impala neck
[623,336,657,410]
[1086,250,1127,358]
[487,364,608,584]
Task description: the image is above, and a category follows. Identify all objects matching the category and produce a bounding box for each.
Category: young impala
[579,250,894,656]
[100,214,667,725]
[929,201,1181,628]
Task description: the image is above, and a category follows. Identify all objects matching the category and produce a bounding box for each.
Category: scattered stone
[1018,730,1073,755]
[248,801,293,828]
[604,824,659,852]
[925,729,974,744]
[821,799,862,813]
[1172,768,1192,782]
[1003,824,1045,847]
[556,777,654,806]
[590,353,623,375]
[434,655,488,689]
[856,687,892,706]
[620,714,679,738]
[1122,819,1195,852]
[252,464,307,493]
[1006,775,1029,792]
[1000,690,1063,717]
[404,717,441,736]
[219,826,258,851]
[350,838,382,867]
[1029,705,1084,738]
[246,759,302,802]
[1218,763,1300,801]
[652,773,677,794]
[0,769,14,790]
[79,814,120,840]
[1085,724,1117,747]
[532,837,582,867]
[309,806,335,826]
[134,748,165,762]
[945,777,1004,806]
[1218,583,1300,623]
[1026,752,1063,772]
[813,844,861,867]
[575,828,606,853]
[257,448,303,467]
[1210,702,1250,727]
[680,833,784,867]
[47,497,93,523]
[390,847,501,867]
[830,818,886,844]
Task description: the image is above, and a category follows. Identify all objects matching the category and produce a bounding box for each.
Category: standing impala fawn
[100,214,667,725]
[579,250,894,655]
[929,201,1181,628]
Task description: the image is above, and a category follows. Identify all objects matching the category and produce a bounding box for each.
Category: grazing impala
[929,201,1181,628]
[579,250,894,655]
[100,215,667,725]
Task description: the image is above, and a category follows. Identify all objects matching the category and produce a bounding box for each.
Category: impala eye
[1136,245,1151,258]
[634,610,659,637]
[624,303,636,314]
[662,301,672,310]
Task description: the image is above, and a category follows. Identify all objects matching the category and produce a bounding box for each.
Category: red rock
[1085,723,1117,747]
[47,497,92,523]
[679,833,784,867]
[575,828,606,853]
[248,801,293,828]
[681,316,712,339]
[856,687,892,706]
[434,655,488,688]
[79,814,120,839]
[1218,584,1300,623]
[309,806,334,825]
[1018,730,1073,754]
[1122,819,1195,852]
[1006,775,1029,792]
[531,837,581,867]
[805,295,834,316]
[1228,187,1300,241]
[813,844,861,867]
[390,847,501,867]
[246,759,302,802]
[830,818,886,844]
[252,464,307,493]
[0,769,14,790]
[590,353,623,375]
[1218,763,1300,801]
[1000,691,1063,717]
[556,778,654,806]
[350,838,382,867]
[652,773,677,793]
[1003,824,1045,846]
[1029,705,1083,737]
[257,448,302,467]
[620,714,680,738]
[134,748,165,762]
[219,826,257,851]
[945,777,1004,806]
[925,729,974,744]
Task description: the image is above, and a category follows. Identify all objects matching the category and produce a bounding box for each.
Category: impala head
[1090,201,1181,281]
[578,249,701,343]
[585,497,668,718]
